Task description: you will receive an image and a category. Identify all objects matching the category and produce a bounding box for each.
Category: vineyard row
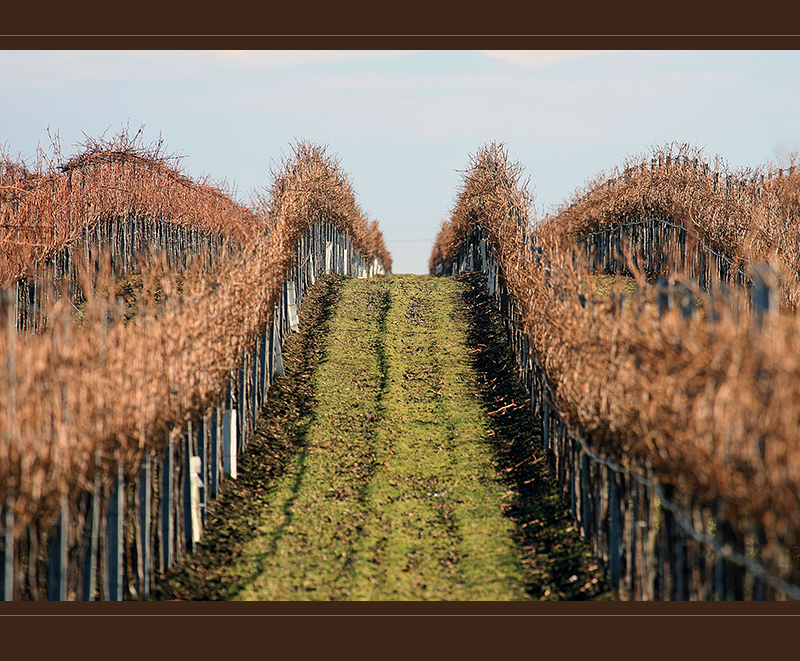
[430,143,800,599]
[0,136,391,600]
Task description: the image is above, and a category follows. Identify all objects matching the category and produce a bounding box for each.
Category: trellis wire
[0,220,384,601]
[440,227,799,601]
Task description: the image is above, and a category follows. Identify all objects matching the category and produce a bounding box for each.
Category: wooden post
[596,462,608,571]
[714,548,726,600]
[581,452,591,540]
[81,460,101,601]
[238,365,246,448]
[1,501,13,601]
[268,318,275,382]
[750,262,777,328]
[647,484,660,601]
[252,342,259,429]
[46,496,69,601]
[567,440,576,520]
[138,454,151,601]
[160,436,174,570]
[675,511,686,601]
[253,335,262,410]
[709,281,729,323]
[107,462,124,601]
[752,523,767,601]
[637,485,649,601]
[676,281,695,319]
[628,479,638,598]
[691,503,707,600]
[656,278,671,317]
[25,525,40,600]
[197,418,207,526]
[541,397,549,451]
[608,468,621,591]
[260,328,269,402]
[210,408,220,499]
[657,506,667,600]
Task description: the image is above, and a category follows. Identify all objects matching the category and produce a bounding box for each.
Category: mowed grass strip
[150,274,347,601]
[348,276,525,600]
[228,279,388,600]
[152,272,610,602]
[226,275,527,600]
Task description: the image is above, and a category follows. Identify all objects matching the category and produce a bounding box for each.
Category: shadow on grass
[456,271,616,601]
[149,275,345,601]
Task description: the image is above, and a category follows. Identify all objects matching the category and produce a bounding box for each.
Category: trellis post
[82,458,101,601]
[46,496,69,601]
[223,409,238,479]
[210,407,220,499]
[160,435,174,570]
[750,262,777,328]
[138,453,151,600]
[107,462,124,601]
[1,501,13,601]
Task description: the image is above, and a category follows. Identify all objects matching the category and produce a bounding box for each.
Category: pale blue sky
[2,49,799,274]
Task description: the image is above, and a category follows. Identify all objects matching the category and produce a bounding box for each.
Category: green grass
[152,273,613,602]
[346,276,524,600]
[226,275,525,600]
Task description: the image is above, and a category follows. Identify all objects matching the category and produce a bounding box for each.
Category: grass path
[152,274,612,601]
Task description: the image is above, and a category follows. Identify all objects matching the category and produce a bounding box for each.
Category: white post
[271,317,285,379]
[189,457,203,544]
[287,280,299,332]
[223,410,238,479]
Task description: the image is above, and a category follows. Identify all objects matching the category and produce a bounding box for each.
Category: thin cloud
[214,50,417,68]
[480,50,611,67]
[0,50,418,91]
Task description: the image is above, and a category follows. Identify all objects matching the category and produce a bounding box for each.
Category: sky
[1,49,799,274]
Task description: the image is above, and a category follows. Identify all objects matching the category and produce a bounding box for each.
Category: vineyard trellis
[5,129,800,601]
[431,143,800,600]
[446,237,796,600]
[0,134,390,600]
[539,142,800,311]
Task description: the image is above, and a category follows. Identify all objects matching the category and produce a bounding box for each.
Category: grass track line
[152,273,612,601]
[228,275,525,600]
[228,278,388,600]
[347,276,525,600]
